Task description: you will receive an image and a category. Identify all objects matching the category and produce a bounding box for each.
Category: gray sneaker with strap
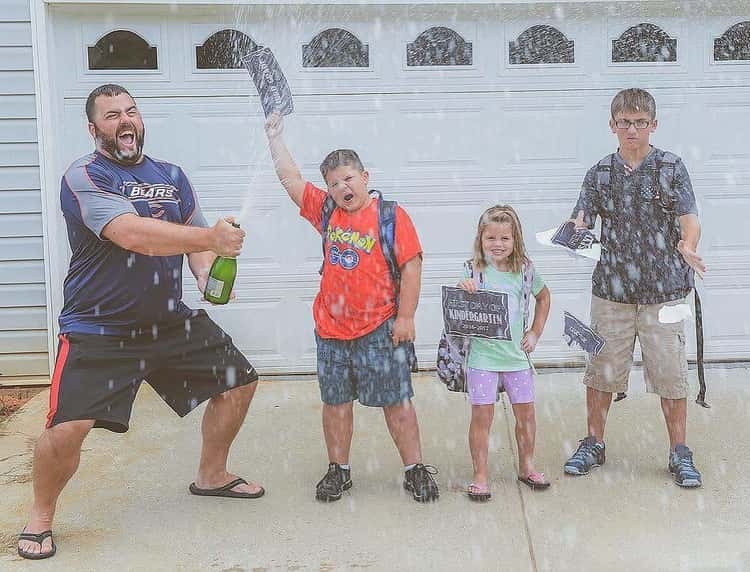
[564,435,606,476]
[669,444,702,488]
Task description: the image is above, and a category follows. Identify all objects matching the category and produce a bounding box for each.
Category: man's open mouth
[118,130,135,148]
[343,192,354,202]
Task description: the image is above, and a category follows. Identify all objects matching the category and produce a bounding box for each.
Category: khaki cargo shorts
[583,295,689,399]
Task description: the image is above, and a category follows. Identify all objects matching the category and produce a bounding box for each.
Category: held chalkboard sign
[551,221,599,250]
[441,286,511,340]
[242,47,294,118]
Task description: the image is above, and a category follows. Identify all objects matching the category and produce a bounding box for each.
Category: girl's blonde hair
[472,204,527,273]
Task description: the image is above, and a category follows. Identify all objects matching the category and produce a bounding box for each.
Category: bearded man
[18,84,264,560]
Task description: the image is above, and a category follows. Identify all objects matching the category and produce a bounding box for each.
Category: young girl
[457,205,551,501]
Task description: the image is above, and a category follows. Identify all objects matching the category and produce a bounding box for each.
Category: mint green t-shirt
[463,264,545,372]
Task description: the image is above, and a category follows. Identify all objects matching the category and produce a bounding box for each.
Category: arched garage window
[407,27,473,66]
[509,25,574,64]
[196,29,258,69]
[303,28,369,67]
[88,30,157,70]
[714,22,750,61]
[612,23,677,63]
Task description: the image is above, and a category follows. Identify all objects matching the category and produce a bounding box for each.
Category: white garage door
[46,2,750,373]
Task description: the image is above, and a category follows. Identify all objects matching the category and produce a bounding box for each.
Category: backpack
[437,258,536,395]
[319,189,418,371]
[594,151,708,407]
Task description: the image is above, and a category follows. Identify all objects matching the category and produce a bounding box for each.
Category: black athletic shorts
[46,310,258,433]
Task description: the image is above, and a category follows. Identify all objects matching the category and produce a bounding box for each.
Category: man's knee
[217,379,257,403]
[41,419,94,456]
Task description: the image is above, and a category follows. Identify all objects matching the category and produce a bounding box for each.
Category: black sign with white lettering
[563,311,606,355]
[242,47,294,118]
[441,287,511,340]
[552,221,598,250]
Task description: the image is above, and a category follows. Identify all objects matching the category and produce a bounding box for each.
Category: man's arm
[264,113,306,208]
[102,214,244,258]
[677,213,706,279]
[391,255,422,345]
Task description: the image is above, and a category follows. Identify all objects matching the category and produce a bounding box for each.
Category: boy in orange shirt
[265,113,439,502]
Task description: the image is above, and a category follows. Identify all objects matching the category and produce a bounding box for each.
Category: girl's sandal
[467,482,492,502]
[518,472,551,491]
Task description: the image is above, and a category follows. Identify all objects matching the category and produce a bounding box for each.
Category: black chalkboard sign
[442,287,511,340]
[551,221,598,250]
[563,311,606,355]
[242,47,294,118]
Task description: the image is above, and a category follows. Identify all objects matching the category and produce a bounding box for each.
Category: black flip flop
[467,483,492,502]
[18,529,56,560]
[189,477,265,499]
[518,472,551,491]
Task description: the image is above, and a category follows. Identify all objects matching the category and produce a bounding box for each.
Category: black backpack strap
[598,154,625,402]
[375,189,419,373]
[374,189,400,291]
[694,288,709,408]
[654,150,678,211]
[319,194,337,275]
[595,154,614,194]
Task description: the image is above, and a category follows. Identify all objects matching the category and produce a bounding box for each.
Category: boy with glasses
[563,88,707,487]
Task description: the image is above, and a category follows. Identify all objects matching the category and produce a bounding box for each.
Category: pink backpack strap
[464,260,484,289]
[521,258,535,332]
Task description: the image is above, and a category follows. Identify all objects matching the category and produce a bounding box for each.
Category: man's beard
[95,123,145,165]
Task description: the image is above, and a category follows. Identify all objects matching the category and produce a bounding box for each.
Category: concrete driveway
[1,368,748,571]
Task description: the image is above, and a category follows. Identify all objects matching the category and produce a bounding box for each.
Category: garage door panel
[498,107,586,169]
[414,286,443,357]
[201,297,285,356]
[297,294,319,363]
[49,4,750,371]
[194,113,263,170]
[401,109,483,169]
[412,203,488,275]
[698,285,750,359]
[284,108,383,174]
[701,195,750,255]
[703,105,750,168]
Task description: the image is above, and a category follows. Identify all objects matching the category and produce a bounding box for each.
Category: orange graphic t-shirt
[300,182,422,340]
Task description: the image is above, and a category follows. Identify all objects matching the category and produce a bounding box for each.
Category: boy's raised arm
[264,113,306,208]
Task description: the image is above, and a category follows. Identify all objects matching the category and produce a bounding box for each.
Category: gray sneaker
[564,435,606,475]
[668,444,702,488]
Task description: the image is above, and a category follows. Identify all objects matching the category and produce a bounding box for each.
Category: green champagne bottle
[204,223,239,305]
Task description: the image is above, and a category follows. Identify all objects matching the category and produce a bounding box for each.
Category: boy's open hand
[265,112,283,139]
[677,240,706,279]
[457,279,478,293]
[391,316,415,346]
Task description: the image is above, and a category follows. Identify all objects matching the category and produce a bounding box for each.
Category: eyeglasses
[614,119,652,130]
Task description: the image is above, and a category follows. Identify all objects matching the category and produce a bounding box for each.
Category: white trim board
[31,0,63,376]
